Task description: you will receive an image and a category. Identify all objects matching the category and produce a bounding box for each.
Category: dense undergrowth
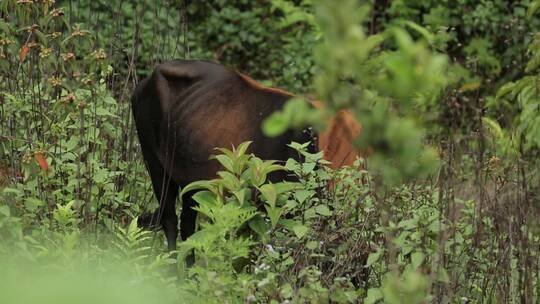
[2,0,540,303]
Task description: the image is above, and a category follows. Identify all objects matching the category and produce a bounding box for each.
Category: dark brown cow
[131,60,360,255]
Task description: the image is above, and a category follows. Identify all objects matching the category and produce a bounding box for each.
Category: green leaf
[306,241,319,250]
[294,189,313,204]
[24,197,44,211]
[392,27,414,50]
[280,283,293,299]
[180,180,215,197]
[248,214,269,238]
[411,251,424,269]
[278,218,297,230]
[284,200,298,210]
[262,112,289,137]
[0,205,10,217]
[273,182,298,195]
[397,218,418,230]
[495,81,517,100]
[212,154,234,172]
[192,190,217,207]
[0,20,10,34]
[95,106,115,117]
[364,288,383,304]
[217,171,241,191]
[261,163,286,176]
[528,0,540,19]
[304,207,317,219]
[292,224,308,238]
[250,160,269,187]
[287,141,310,151]
[265,205,284,228]
[301,161,317,174]
[400,20,434,44]
[235,141,252,157]
[315,205,332,216]
[285,158,299,171]
[366,248,384,267]
[128,216,139,235]
[437,267,450,283]
[259,184,277,207]
[482,117,504,140]
[525,52,540,73]
[232,188,249,206]
[214,147,235,160]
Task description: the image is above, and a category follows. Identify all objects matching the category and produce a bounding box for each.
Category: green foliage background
[2,0,540,303]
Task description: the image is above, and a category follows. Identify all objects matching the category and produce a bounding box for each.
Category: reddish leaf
[19,46,30,62]
[34,152,49,172]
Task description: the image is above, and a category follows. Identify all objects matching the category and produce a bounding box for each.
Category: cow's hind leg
[160,182,179,252]
[139,151,180,252]
[180,190,198,266]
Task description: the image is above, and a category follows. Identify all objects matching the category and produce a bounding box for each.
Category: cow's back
[132,60,310,185]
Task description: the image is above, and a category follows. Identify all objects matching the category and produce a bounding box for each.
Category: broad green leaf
[248,215,269,238]
[284,200,298,210]
[294,189,313,203]
[301,161,317,174]
[285,158,299,170]
[278,218,297,230]
[261,163,286,176]
[306,241,319,250]
[366,248,384,267]
[304,207,317,219]
[180,180,215,197]
[235,141,252,157]
[265,205,283,228]
[315,204,332,216]
[214,147,235,160]
[192,190,217,207]
[212,154,234,173]
[217,171,241,191]
[259,184,277,207]
[411,251,424,269]
[437,267,450,283]
[292,224,308,238]
[250,162,267,187]
[273,182,298,194]
[232,188,249,206]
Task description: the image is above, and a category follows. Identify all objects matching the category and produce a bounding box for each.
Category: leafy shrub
[0,0,152,232]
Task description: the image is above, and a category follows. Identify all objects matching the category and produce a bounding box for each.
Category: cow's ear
[152,62,200,112]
